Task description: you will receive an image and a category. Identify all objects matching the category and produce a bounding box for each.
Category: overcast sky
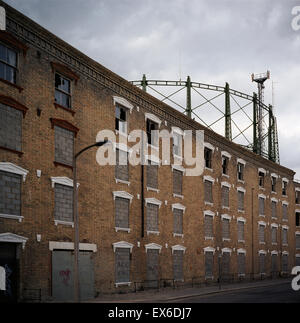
[4,0,300,178]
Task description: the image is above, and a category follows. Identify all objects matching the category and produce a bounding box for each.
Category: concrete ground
[88,277,298,303]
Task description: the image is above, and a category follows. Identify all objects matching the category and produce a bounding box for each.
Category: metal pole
[268,105,273,162]
[142,74,147,92]
[186,76,192,118]
[73,140,109,302]
[225,82,232,141]
[73,155,79,302]
[253,93,258,154]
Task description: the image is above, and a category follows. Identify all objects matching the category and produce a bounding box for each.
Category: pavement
[89,278,292,303]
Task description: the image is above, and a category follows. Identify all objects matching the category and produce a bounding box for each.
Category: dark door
[0,243,19,303]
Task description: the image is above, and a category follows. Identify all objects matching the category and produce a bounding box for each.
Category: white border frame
[0,162,29,182]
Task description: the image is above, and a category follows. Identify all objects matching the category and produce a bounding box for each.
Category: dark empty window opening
[237,163,244,181]
[282,181,288,196]
[296,212,300,227]
[55,73,71,109]
[222,156,229,175]
[271,177,277,192]
[259,172,265,187]
[204,148,212,169]
[115,104,127,134]
[0,43,18,84]
[147,119,159,147]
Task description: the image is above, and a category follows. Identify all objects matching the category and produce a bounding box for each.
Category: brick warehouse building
[0,2,300,302]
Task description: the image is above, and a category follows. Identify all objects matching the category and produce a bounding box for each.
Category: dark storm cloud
[4,0,300,177]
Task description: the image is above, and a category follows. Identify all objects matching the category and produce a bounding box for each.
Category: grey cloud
[4,0,300,177]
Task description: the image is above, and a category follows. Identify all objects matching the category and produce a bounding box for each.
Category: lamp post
[73,140,109,302]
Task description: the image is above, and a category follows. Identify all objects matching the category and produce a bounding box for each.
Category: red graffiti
[59,269,71,286]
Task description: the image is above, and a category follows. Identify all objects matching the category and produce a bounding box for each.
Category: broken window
[204,147,212,169]
[115,104,127,134]
[55,73,71,108]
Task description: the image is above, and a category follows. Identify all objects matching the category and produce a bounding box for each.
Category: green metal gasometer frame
[131,75,280,164]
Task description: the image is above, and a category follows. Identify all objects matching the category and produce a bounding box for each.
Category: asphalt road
[167,282,300,303]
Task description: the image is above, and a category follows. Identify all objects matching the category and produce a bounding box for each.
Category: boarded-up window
[282,228,288,245]
[271,254,278,272]
[222,218,230,240]
[55,126,74,166]
[271,201,277,219]
[0,171,21,216]
[259,197,265,215]
[271,227,277,244]
[259,254,265,274]
[115,149,129,182]
[282,204,288,221]
[282,255,289,273]
[173,250,184,281]
[146,203,159,232]
[222,252,230,276]
[0,104,22,152]
[237,221,245,241]
[237,253,245,275]
[173,209,183,235]
[115,248,130,283]
[258,225,265,243]
[205,252,214,278]
[204,215,213,238]
[238,191,244,211]
[204,180,213,203]
[147,249,159,283]
[173,169,183,196]
[147,161,158,189]
[54,184,73,222]
[115,197,129,229]
[222,186,229,208]
[296,235,300,249]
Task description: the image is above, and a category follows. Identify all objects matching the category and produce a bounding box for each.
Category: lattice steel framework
[131,75,280,164]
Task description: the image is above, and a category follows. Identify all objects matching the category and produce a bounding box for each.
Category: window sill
[282,219,288,222]
[259,242,266,245]
[205,276,214,280]
[271,191,277,195]
[238,180,245,184]
[54,161,73,170]
[173,233,184,238]
[54,220,74,228]
[222,206,230,210]
[115,282,132,288]
[204,202,213,206]
[238,209,245,213]
[223,238,231,242]
[238,240,245,244]
[259,187,265,191]
[259,214,265,218]
[147,187,159,193]
[54,102,75,116]
[173,193,184,199]
[0,214,23,222]
[272,243,278,246]
[115,227,131,233]
[173,154,183,162]
[205,167,213,172]
[115,178,130,186]
[222,173,229,178]
[205,237,214,241]
[271,217,278,220]
[0,146,23,157]
[147,230,160,236]
[0,77,23,93]
[282,244,288,247]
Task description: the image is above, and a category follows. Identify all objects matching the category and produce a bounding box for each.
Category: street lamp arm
[74,140,109,159]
